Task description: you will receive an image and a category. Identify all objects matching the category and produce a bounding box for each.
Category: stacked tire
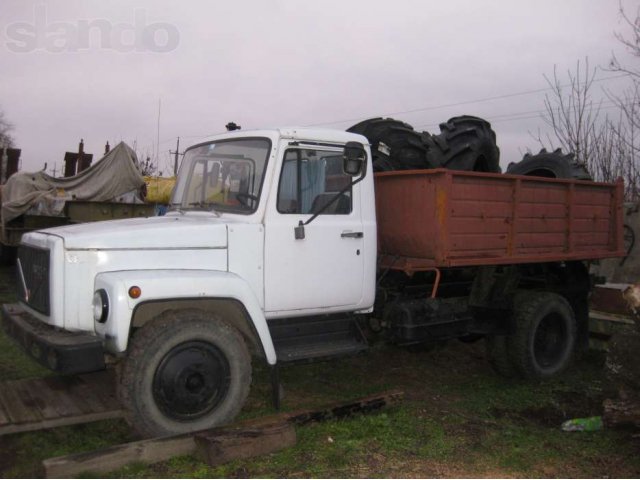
[506,148,592,180]
[347,118,431,172]
[424,116,501,173]
[347,115,501,173]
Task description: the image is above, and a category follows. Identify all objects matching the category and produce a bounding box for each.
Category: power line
[303,73,631,128]
[415,100,624,129]
[150,73,632,146]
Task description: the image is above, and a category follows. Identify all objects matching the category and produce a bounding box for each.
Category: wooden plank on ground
[38,377,86,418]
[63,382,108,415]
[22,379,67,420]
[0,380,41,424]
[603,398,640,428]
[0,410,124,436]
[0,372,124,436]
[43,390,404,478]
[12,380,46,420]
[195,422,296,467]
[44,432,198,479]
[590,310,635,325]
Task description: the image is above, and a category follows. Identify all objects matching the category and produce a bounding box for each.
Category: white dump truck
[2,127,624,437]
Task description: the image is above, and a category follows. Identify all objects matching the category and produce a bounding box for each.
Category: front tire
[508,292,576,379]
[118,309,252,438]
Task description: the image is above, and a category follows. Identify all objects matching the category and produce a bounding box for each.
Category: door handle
[341,231,363,238]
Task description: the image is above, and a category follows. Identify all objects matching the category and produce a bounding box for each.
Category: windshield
[171,138,271,213]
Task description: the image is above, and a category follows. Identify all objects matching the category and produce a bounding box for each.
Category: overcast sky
[0,0,637,175]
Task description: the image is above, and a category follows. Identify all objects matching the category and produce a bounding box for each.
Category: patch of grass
[2,419,134,478]
[0,273,51,381]
[0,329,51,381]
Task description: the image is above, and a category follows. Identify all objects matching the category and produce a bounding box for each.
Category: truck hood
[41,214,228,250]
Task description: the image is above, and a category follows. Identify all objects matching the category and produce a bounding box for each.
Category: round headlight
[93,289,109,324]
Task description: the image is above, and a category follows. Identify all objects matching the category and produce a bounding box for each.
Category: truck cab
[2,128,377,437]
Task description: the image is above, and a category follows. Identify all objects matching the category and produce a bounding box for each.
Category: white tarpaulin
[1,141,145,226]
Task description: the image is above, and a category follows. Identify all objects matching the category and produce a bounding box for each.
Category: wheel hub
[152,341,231,420]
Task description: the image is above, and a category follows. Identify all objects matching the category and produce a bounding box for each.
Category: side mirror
[343,142,366,176]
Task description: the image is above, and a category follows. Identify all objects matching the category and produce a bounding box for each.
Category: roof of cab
[191,127,368,149]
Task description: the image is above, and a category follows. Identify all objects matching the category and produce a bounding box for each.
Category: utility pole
[169,137,181,176]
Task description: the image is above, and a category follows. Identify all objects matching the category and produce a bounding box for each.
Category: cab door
[264,146,365,314]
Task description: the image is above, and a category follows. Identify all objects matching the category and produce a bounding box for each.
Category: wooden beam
[43,390,403,478]
[0,410,124,436]
[603,398,640,429]
[0,371,123,436]
[43,434,197,479]
[195,422,296,467]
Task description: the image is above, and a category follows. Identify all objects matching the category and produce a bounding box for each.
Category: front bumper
[1,303,105,375]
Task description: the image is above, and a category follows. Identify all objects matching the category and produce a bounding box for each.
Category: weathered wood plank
[0,410,124,436]
[44,434,197,478]
[287,391,404,426]
[195,422,296,467]
[42,390,404,478]
[603,398,640,428]
[76,371,118,410]
[0,371,123,435]
[61,380,110,416]
[38,377,86,418]
[0,381,41,423]
[12,380,45,422]
[21,379,60,420]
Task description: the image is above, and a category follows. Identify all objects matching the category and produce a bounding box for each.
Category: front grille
[17,245,51,315]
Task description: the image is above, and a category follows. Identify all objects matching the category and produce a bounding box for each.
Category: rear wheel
[508,292,576,379]
[118,309,252,438]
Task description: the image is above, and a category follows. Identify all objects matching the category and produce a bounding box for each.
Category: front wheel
[508,292,576,379]
[118,309,252,438]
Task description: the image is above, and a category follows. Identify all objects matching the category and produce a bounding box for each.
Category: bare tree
[607,2,640,189]
[129,142,158,176]
[534,60,621,175]
[534,55,640,199]
[535,59,606,168]
[0,108,15,148]
[138,155,157,176]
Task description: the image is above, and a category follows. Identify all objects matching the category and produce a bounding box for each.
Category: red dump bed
[374,169,625,272]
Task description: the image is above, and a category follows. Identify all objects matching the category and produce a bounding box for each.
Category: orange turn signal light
[128,286,142,299]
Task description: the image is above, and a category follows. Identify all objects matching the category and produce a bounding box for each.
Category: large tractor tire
[118,309,252,438]
[347,117,431,172]
[424,116,501,173]
[507,291,576,379]
[506,149,591,180]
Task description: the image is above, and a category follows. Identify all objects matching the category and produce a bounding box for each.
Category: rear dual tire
[485,292,577,380]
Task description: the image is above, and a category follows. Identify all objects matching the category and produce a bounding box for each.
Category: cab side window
[277,149,352,214]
